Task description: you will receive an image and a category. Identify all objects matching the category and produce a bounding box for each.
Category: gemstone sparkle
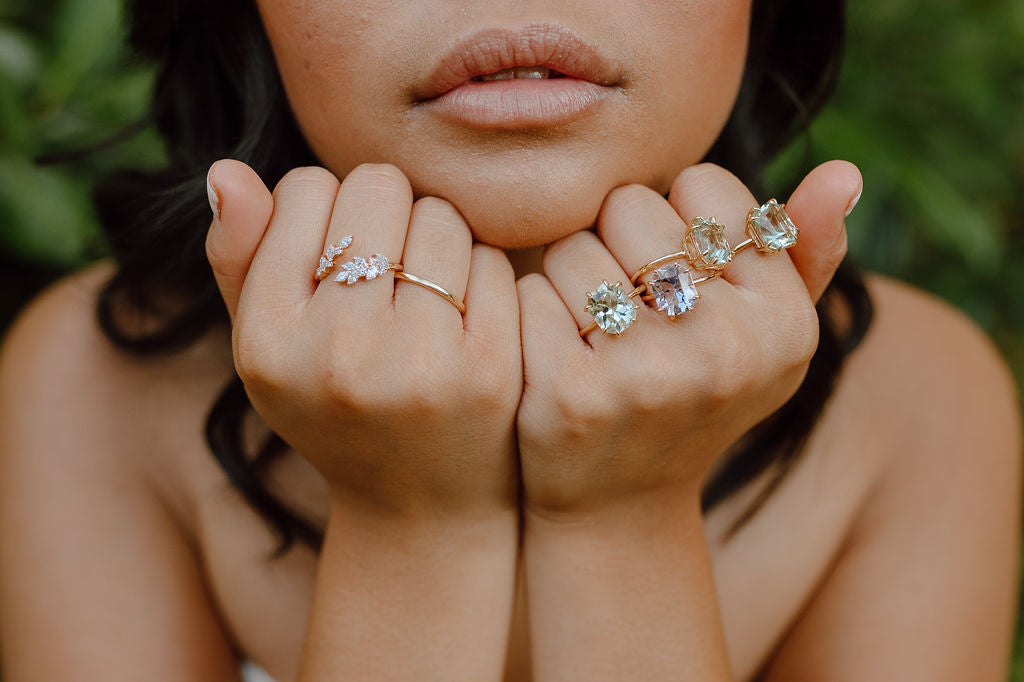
[585,281,637,335]
[648,262,699,317]
[683,217,732,271]
[746,199,798,252]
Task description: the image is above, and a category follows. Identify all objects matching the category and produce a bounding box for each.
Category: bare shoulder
[846,271,1020,460]
[0,260,236,527]
[760,271,1022,681]
[0,261,243,680]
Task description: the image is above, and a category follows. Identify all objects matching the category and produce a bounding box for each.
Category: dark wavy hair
[95,0,872,558]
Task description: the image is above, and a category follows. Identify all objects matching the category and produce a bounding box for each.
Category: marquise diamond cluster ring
[579,198,798,338]
[312,236,466,316]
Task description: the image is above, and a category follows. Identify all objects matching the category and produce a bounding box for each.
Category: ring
[314,235,353,281]
[579,281,645,337]
[394,271,467,315]
[334,253,402,284]
[682,217,732,272]
[630,256,713,318]
[736,198,799,254]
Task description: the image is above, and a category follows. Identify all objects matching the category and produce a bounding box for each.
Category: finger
[395,196,471,331]
[667,163,796,294]
[784,160,862,303]
[542,230,639,341]
[596,183,730,314]
[204,160,273,324]
[245,166,340,318]
[463,244,519,352]
[517,272,587,386]
[316,164,413,314]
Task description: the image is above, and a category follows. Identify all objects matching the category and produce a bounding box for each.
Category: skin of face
[255,1,751,249]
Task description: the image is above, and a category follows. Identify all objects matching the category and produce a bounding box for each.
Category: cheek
[634,1,751,190]
[256,1,405,156]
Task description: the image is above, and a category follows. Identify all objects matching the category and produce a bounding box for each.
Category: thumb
[205,159,273,324]
[784,160,862,304]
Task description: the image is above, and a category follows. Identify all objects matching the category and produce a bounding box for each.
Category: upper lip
[416,23,623,100]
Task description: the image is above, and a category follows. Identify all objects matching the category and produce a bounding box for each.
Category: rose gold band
[393,271,467,315]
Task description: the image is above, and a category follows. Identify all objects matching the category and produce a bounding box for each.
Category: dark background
[1,0,1022,676]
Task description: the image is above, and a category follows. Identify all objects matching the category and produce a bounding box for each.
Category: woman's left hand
[515,160,863,521]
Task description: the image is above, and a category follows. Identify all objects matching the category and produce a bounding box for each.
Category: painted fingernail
[206,165,221,221]
[844,185,862,218]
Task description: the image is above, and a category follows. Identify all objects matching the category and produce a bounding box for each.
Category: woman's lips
[422,78,615,129]
[415,23,623,129]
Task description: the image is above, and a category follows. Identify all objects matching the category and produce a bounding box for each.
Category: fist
[205,162,523,519]
[515,161,862,520]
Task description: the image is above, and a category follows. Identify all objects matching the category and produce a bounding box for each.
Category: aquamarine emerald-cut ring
[739,198,799,254]
[683,216,732,272]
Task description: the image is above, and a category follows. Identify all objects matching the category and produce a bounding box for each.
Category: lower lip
[421,78,615,129]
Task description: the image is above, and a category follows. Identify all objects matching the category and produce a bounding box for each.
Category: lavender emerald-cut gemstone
[649,262,698,317]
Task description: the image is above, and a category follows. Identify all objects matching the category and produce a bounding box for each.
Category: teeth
[479,66,552,81]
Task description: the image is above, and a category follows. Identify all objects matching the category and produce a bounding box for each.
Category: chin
[419,179,607,249]
[393,149,670,249]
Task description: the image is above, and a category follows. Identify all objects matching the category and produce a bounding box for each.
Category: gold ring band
[731,238,754,255]
[629,250,690,285]
[394,271,467,315]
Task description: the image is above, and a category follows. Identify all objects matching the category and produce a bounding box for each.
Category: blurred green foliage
[0,0,1022,677]
[0,0,163,269]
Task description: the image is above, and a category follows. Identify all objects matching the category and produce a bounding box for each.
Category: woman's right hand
[204,161,522,521]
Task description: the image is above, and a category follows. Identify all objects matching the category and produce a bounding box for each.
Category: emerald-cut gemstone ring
[628,252,717,320]
[743,198,799,253]
[683,217,732,272]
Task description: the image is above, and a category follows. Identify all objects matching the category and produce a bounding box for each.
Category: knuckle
[597,185,666,241]
[273,166,340,199]
[773,297,821,369]
[704,319,759,402]
[342,163,413,204]
[793,302,823,363]
[821,232,850,282]
[668,162,733,204]
[622,368,678,417]
[602,183,656,218]
[550,378,618,440]
[543,230,595,270]
[410,197,472,244]
[466,354,522,411]
[234,325,285,392]
[204,228,235,277]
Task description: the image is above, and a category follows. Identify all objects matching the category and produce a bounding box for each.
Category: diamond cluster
[335,254,391,285]
[747,199,798,252]
[585,281,637,334]
[315,235,353,280]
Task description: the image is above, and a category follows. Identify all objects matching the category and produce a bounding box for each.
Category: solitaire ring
[579,281,645,338]
[734,198,799,255]
[630,255,715,318]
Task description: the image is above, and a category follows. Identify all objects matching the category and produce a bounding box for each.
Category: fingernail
[844,185,862,218]
[207,165,221,221]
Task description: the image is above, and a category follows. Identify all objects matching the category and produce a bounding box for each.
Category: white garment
[241,660,278,682]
